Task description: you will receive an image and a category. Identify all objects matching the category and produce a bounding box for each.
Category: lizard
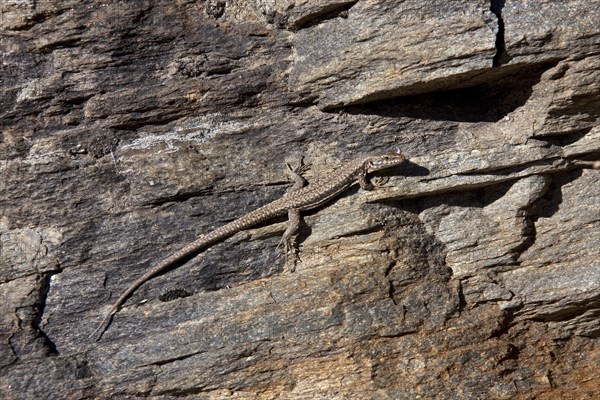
[92,152,406,340]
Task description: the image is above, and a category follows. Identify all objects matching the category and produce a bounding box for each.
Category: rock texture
[1,0,598,399]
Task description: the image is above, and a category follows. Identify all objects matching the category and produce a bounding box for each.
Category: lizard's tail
[91,203,284,341]
[90,236,211,341]
[90,304,119,341]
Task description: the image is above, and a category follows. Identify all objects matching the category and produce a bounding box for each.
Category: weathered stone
[502,0,599,63]
[290,0,498,108]
[1,0,598,399]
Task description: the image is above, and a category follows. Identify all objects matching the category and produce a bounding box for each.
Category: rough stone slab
[502,0,600,63]
[499,169,600,331]
[290,0,497,108]
[258,0,358,29]
[1,0,599,399]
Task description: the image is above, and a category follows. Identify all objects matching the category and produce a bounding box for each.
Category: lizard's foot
[276,235,297,256]
[285,156,310,176]
[276,235,300,272]
[285,254,299,273]
[372,176,389,187]
[284,158,309,195]
[284,244,300,273]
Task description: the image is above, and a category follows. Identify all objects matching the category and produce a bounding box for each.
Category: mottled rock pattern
[1,0,598,399]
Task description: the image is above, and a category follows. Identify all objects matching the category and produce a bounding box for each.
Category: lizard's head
[364,152,406,172]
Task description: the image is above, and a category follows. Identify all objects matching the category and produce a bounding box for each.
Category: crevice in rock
[536,128,600,168]
[146,188,215,206]
[510,176,551,261]
[293,1,358,30]
[37,36,84,54]
[32,274,60,356]
[454,157,567,177]
[535,127,592,146]
[529,170,581,221]
[511,212,538,262]
[490,0,511,66]
[385,263,398,305]
[344,63,556,122]
[531,298,600,324]
[159,288,192,302]
[146,350,204,367]
[387,280,397,305]
[457,281,467,314]
[489,309,516,338]
[333,224,384,239]
[497,343,520,365]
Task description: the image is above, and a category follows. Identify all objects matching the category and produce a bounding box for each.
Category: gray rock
[1,0,598,398]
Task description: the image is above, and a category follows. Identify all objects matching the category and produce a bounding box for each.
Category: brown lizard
[92,152,406,340]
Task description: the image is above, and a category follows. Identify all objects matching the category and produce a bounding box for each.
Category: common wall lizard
[92,152,406,340]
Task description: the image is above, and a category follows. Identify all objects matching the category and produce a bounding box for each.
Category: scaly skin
[92,152,406,340]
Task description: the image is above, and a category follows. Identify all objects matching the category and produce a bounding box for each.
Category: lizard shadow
[377,160,429,179]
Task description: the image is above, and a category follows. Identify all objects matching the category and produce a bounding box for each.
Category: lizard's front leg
[284,159,307,194]
[358,169,375,191]
[279,160,307,271]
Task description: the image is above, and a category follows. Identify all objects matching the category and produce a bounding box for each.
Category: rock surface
[1,0,598,399]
